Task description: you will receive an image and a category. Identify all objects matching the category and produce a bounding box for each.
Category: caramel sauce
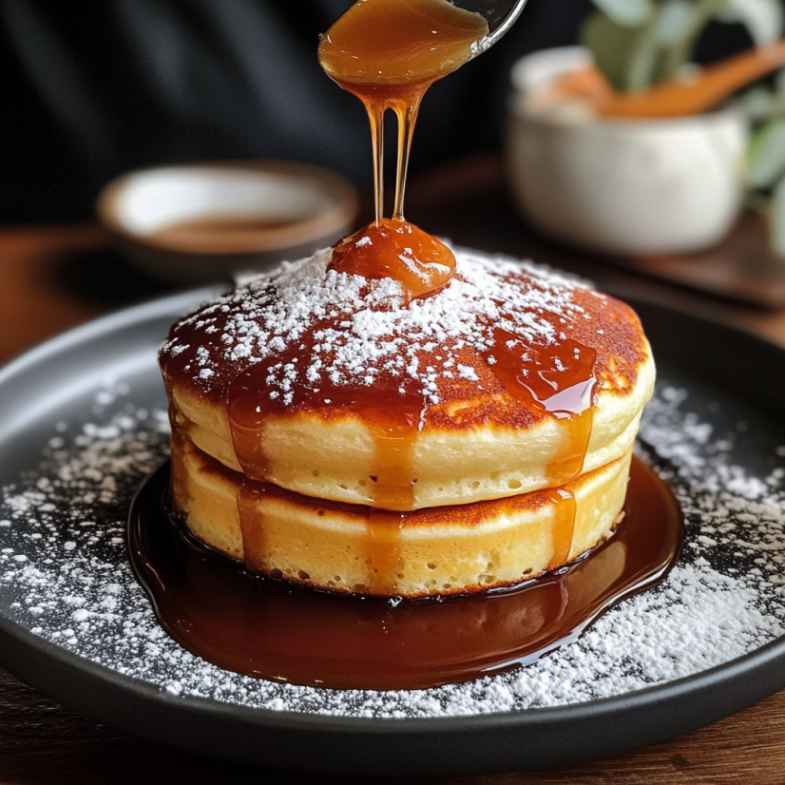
[228,0,491,581]
[128,456,684,691]
[167,397,190,513]
[223,318,598,584]
[318,0,489,87]
[485,328,598,567]
[329,219,456,300]
[237,483,268,572]
[317,0,596,579]
[365,511,406,595]
[317,0,489,309]
[318,0,489,222]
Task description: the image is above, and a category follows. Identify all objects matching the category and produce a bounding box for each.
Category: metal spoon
[457,0,530,53]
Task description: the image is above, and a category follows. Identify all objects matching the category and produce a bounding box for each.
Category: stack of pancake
[159,247,655,598]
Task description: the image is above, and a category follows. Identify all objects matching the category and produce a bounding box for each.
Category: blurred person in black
[0,0,754,223]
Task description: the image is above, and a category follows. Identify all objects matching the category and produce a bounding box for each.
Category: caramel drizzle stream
[355,83,428,224]
[363,404,422,595]
[365,100,385,225]
[390,88,425,220]
[237,482,268,572]
[545,409,595,569]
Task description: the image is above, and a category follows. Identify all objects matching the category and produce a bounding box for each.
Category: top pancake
[160,246,654,510]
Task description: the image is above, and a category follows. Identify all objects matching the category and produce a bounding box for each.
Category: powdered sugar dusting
[160,248,597,406]
[0,373,784,718]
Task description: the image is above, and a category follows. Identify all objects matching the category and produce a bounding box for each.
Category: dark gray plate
[0,288,784,775]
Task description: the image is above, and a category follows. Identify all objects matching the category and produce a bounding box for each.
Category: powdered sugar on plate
[0,377,784,717]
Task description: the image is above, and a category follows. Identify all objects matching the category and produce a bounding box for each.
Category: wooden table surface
[2,168,785,783]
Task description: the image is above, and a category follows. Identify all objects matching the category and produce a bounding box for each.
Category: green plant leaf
[581,13,640,91]
[769,175,785,257]
[776,68,785,95]
[626,14,664,92]
[655,0,694,45]
[590,0,653,27]
[739,85,775,120]
[718,0,784,46]
[748,119,785,188]
[581,11,660,92]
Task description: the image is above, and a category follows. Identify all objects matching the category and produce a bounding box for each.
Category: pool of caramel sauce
[128,456,683,691]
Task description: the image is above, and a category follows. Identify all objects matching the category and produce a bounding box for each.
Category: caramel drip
[366,510,406,596]
[336,80,429,222]
[226,366,274,572]
[548,488,578,570]
[226,375,271,483]
[237,482,267,572]
[365,98,385,225]
[167,401,190,509]
[546,408,595,567]
[362,399,423,595]
[366,416,419,510]
[484,327,597,569]
[391,90,423,220]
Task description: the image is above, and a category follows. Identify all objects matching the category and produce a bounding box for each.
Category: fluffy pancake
[172,435,632,598]
[160,247,654,511]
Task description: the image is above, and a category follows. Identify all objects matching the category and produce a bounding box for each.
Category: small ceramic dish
[506,47,747,256]
[97,161,359,283]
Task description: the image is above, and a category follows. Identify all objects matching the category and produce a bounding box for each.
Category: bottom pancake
[171,437,632,598]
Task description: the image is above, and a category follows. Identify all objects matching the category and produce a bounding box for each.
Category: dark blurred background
[0,0,757,224]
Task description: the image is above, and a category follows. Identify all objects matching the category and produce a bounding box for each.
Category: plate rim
[2,605,785,733]
[1,287,784,746]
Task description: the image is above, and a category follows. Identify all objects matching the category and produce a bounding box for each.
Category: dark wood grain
[630,212,785,309]
[2,182,785,783]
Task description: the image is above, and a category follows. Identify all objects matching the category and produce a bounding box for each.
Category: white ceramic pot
[506,47,748,256]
